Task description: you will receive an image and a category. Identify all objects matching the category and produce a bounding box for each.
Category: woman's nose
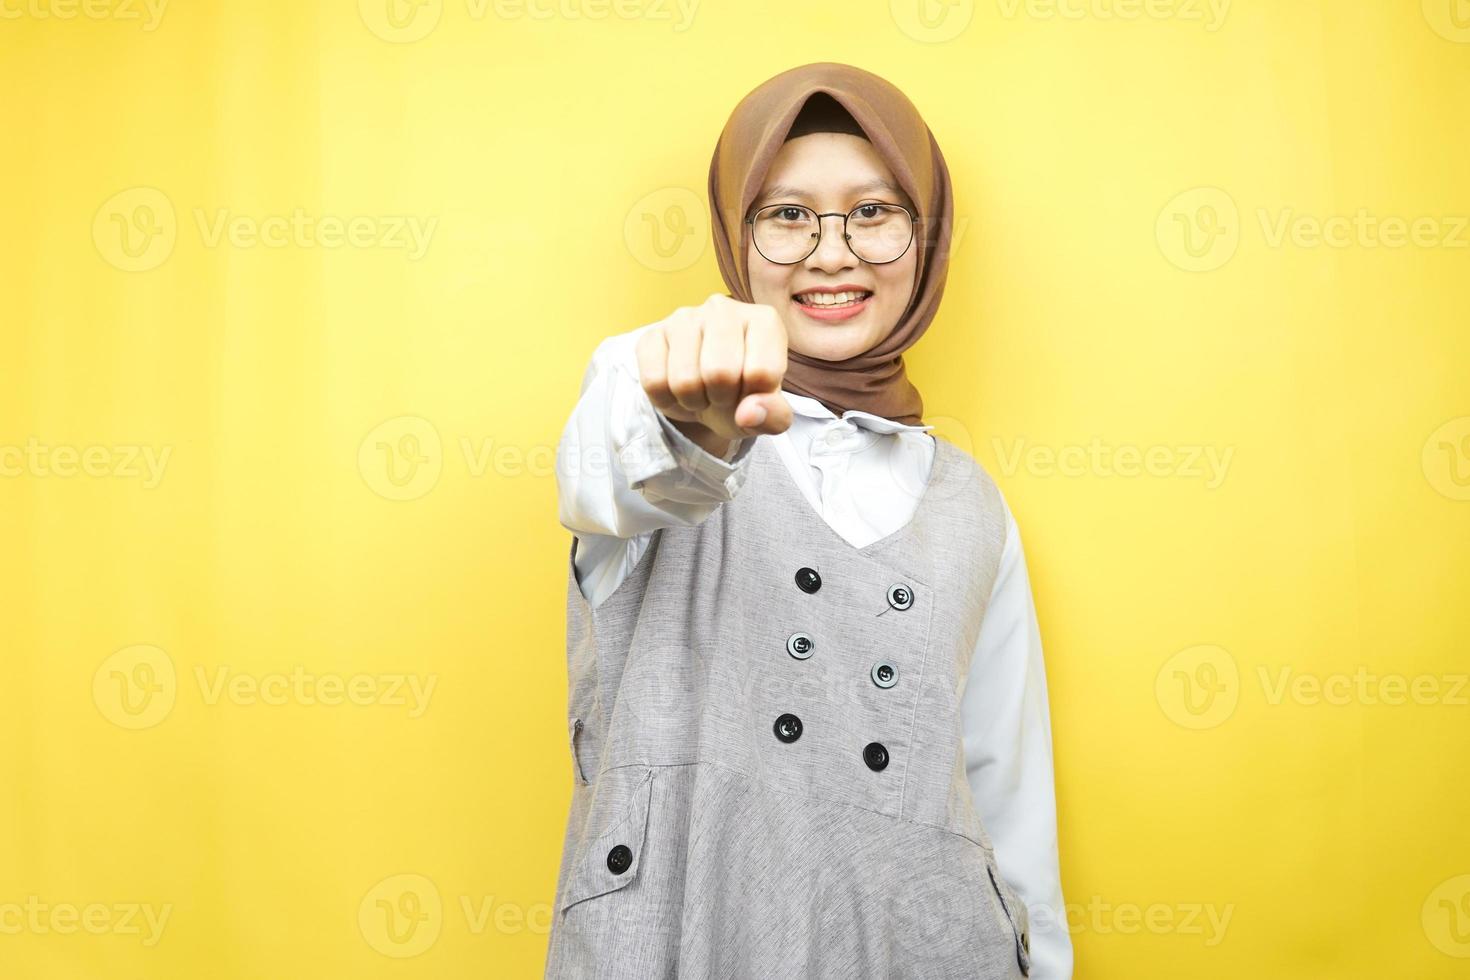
[804,213,858,272]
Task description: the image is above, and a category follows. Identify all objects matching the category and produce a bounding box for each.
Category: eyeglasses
[745,202,916,265]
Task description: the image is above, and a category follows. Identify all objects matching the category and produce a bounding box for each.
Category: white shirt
[555,323,1072,980]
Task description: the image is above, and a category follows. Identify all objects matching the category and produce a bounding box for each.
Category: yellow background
[2,1,1468,977]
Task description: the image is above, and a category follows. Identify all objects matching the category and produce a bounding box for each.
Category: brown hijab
[707,62,954,427]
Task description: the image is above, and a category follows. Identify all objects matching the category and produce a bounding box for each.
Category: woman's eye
[776,207,807,222]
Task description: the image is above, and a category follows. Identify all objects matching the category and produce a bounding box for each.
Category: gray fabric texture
[545,433,1031,979]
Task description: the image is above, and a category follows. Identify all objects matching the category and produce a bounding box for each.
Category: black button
[786,632,815,660]
[871,660,898,689]
[863,741,889,771]
[606,843,632,874]
[773,713,803,742]
[795,567,822,593]
[886,583,913,610]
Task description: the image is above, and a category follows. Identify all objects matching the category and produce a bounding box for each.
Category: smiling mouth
[792,289,874,309]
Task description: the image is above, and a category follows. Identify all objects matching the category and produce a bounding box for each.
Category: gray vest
[546,433,1031,979]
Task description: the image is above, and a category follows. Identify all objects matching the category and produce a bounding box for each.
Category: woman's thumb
[736,392,789,435]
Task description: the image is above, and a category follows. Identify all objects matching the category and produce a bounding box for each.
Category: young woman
[549,62,1070,980]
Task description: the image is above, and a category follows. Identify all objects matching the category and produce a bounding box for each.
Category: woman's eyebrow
[757,178,904,204]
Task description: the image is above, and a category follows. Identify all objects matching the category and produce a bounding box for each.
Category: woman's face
[746,132,919,362]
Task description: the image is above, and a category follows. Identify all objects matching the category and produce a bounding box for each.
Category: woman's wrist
[668,416,735,460]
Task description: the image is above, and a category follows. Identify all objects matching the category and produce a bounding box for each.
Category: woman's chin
[787,320,890,361]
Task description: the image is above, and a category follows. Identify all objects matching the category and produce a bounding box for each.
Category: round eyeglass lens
[752,204,913,264]
[844,204,913,263]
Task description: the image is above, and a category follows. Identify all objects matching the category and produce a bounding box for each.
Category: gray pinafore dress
[546,432,1032,979]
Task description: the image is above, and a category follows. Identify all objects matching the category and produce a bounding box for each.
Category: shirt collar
[781,389,934,434]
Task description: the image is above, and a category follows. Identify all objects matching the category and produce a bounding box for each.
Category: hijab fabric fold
[706,62,954,427]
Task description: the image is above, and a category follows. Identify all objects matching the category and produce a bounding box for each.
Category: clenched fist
[635,294,794,459]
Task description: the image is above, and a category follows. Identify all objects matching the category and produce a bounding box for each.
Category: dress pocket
[985,854,1032,977]
[558,767,655,915]
[568,716,588,785]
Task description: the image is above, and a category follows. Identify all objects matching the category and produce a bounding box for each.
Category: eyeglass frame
[744,201,918,266]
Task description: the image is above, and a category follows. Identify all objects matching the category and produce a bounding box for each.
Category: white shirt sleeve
[960,490,1072,980]
[556,324,759,608]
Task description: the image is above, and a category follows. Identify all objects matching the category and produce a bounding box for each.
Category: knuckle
[666,372,701,399]
[662,308,694,334]
[702,364,740,389]
[702,306,735,332]
[640,374,669,401]
[743,365,779,390]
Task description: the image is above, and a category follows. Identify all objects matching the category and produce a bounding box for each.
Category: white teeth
[796,290,871,307]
